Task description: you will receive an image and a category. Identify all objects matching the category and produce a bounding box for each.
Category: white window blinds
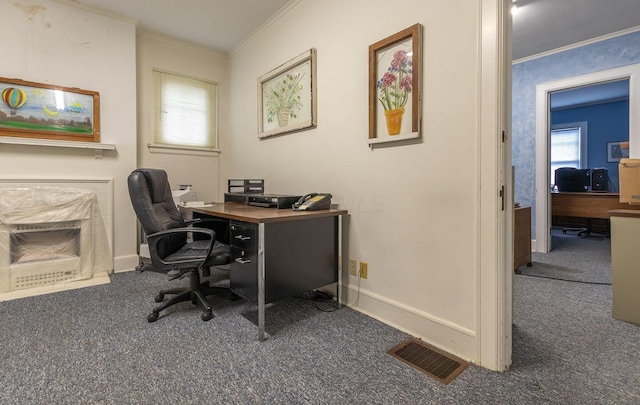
[153,70,217,150]
[550,121,587,186]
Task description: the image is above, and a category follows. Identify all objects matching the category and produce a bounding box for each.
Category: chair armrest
[185,218,230,243]
[146,227,216,269]
[185,218,227,227]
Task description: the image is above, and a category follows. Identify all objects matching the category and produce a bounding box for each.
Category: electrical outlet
[349,259,358,276]
[359,261,368,279]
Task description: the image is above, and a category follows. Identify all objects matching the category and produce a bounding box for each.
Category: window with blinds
[550,121,588,186]
[152,69,218,150]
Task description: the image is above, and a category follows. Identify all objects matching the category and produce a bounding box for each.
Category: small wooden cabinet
[514,206,532,271]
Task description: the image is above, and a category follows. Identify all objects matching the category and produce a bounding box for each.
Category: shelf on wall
[0,136,116,159]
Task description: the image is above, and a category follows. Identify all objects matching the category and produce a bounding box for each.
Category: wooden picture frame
[368,24,422,145]
[258,49,317,139]
[0,77,100,143]
[607,141,629,162]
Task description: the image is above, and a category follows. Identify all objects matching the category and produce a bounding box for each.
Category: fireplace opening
[11,222,81,264]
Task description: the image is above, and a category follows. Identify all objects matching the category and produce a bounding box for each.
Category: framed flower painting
[258,48,317,138]
[368,24,422,145]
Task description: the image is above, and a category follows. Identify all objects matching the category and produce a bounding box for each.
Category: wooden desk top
[551,191,619,196]
[188,202,348,224]
[552,192,640,219]
[608,209,640,219]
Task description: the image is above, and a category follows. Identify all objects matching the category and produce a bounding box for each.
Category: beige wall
[136,34,230,203]
[0,0,138,272]
[227,0,509,366]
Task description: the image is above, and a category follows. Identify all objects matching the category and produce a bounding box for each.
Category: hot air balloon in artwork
[2,87,27,115]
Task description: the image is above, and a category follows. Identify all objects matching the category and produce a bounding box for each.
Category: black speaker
[591,168,608,191]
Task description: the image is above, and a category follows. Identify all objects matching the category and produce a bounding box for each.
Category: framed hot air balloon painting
[0,77,100,143]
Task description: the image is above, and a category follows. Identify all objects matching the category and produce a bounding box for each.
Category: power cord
[515,271,611,286]
[351,269,362,307]
[295,290,341,312]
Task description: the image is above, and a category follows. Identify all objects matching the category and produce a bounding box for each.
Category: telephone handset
[292,193,332,211]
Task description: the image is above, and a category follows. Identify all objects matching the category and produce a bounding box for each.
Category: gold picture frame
[368,24,422,145]
[258,49,317,138]
[0,77,100,143]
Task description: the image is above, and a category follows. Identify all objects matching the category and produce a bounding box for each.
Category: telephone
[292,193,332,211]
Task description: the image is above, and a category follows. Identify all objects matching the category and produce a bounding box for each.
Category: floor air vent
[388,337,468,385]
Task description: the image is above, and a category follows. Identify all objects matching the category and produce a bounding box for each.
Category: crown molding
[513,25,640,65]
[229,0,303,57]
[138,31,227,58]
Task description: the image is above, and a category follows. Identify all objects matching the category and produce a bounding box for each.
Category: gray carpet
[1,257,639,403]
[519,228,612,284]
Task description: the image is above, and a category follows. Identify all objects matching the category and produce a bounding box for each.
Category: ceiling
[550,79,629,110]
[512,0,640,61]
[67,0,640,107]
[66,0,640,57]
[68,0,292,54]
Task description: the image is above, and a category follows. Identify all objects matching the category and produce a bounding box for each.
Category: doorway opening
[534,64,640,253]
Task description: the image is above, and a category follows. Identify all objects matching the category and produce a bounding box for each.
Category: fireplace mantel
[0,136,116,159]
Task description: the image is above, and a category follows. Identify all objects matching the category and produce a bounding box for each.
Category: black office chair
[128,168,231,322]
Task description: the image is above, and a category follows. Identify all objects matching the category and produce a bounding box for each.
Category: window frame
[149,68,220,156]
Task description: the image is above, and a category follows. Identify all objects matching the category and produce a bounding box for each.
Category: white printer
[172,185,196,206]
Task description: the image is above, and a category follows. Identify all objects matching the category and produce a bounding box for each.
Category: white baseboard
[342,285,477,363]
[114,254,140,273]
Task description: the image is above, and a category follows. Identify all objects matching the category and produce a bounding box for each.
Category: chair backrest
[555,167,587,192]
[128,168,186,258]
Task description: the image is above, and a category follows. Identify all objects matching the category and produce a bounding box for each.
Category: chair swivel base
[147,269,229,322]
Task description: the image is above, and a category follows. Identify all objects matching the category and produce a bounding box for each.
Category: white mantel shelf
[0,136,116,159]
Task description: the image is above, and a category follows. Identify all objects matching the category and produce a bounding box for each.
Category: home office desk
[551,192,640,235]
[189,202,348,341]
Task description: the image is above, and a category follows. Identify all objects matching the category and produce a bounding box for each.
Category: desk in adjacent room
[189,202,348,341]
[551,192,640,235]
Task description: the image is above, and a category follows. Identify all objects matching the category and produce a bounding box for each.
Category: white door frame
[479,0,512,371]
[535,64,640,253]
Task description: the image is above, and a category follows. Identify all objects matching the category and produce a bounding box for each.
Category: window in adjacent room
[152,69,218,152]
[550,121,588,187]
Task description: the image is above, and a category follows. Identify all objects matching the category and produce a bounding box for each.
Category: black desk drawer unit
[229,221,257,301]
[229,217,338,305]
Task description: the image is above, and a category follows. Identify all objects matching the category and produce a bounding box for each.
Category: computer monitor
[555,167,587,192]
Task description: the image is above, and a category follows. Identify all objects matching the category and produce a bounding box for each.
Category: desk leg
[257,223,267,341]
[338,214,345,308]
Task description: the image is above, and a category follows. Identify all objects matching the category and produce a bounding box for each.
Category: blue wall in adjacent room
[551,100,629,191]
[512,30,640,238]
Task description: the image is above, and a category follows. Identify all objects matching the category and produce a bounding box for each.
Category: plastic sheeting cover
[0,187,112,284]
[0,187,95,225]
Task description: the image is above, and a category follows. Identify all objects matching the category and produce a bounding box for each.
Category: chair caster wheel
[154,294,164,303]
[201,311,214,321]
[147,312,159,322]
